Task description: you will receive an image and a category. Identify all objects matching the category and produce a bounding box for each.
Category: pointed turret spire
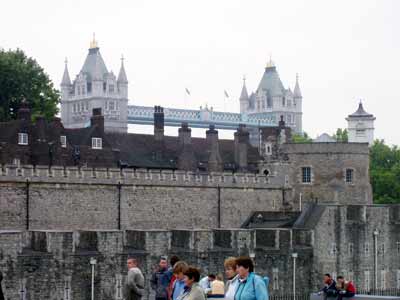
[117,54,128,83]
[240,76,249,100]
[61,58,72,86]
[294,73,302,98]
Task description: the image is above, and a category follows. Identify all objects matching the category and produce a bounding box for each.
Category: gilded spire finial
[90,33,98,49]
[266,54,275,68]
[243,74,246,83]
[121,54,124,63]
[64,57,68,65]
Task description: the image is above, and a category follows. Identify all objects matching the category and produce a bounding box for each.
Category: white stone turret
[60,37,129,132]
[241,59,303,136]
[346,102,375,145]
[117,56,128,99]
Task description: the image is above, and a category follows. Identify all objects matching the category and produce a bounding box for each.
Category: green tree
[292,132,313,143]
[370,140,400,204]
[0,48,59,121]
[333,128,348,142]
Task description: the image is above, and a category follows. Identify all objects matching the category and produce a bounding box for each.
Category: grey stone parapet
[0,164,286,188]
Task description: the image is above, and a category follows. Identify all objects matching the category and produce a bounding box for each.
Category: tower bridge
[60,38,302,134]
[127,105,276,129]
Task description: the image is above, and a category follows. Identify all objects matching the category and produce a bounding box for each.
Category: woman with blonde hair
[224,257,239,300]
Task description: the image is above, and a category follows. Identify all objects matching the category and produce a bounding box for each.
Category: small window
[109,84,114,93]
[109,101,115,111]
[80,102,84,112]
[331,242,337,256]
[397,242,400,255]
[380,243,385,256]
[365,242,370,256]
[365,270,370,290]
[77,86,81,95]
[345,169,354,183]
[60,136,67,148]
[397,270,400,289]
[301,167,311,183]
[348,243,354,255]
[356,129,366,137]
[92,137,102,149]
[282,97,285,107]
[272,268,279,290]
[82,85,86,95]
[18,133,28,145]
[380,269,386,289]
[13,158,21,166]
[85,101,89,111]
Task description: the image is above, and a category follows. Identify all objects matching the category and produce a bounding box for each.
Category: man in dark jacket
[319,274,337,300]
[151,257,172,300]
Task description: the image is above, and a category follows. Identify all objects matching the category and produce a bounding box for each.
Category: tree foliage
[292,132,313,143]
[370,140,400,204]
[333,128,348,142]
[0,48,59,121]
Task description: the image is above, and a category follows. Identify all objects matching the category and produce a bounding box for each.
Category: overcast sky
[1,0,399,145]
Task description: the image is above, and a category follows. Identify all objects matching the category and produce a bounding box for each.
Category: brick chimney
[206,125,223,172]
[178,122,191,145]
[234,124,249,170]
[154,106,164,141]
[178,122,196,171]
[91,108,104,133]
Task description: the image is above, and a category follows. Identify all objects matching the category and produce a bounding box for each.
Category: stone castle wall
[0,165,286,231]
[282,143,372,206]
[0,228,313,300]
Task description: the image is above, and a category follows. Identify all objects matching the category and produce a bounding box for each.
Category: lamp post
[373,230,379,291]
[292,253,298,300]
[90,257,97,300]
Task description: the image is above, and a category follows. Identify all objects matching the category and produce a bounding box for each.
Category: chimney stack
[178,122,196,171]
[234,124,249,170]
[206,125,223,172]
[154,106,164,141]
[91,108,104,133]
[178,122,191,145]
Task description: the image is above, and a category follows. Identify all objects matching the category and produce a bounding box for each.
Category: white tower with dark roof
[60,37,129,132]
[239,59,303,134]
[346,102,375,145]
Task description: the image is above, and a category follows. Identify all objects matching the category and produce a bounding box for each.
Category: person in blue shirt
[172,261,189,300]
[234,256,268,300]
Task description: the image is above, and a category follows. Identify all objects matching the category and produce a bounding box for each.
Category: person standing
[210,274,225,297]
[318,274,337,300]
[124,258,145,300]
[151,257,171,300]
[224,257,239,300]
[234,256,267,300]
[167,255,181,300]
[171,261,189,300]
[336,276,356,300]
[199,274,215,295]
[178,266,205,300]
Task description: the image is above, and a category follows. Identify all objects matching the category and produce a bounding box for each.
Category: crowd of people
[319,273,356,300]
[123,256,357,300]
[124,255,269,300]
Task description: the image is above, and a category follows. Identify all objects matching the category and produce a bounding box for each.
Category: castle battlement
[0,164,286,188]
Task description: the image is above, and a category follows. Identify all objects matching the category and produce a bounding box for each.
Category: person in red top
[336,276,356,300]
